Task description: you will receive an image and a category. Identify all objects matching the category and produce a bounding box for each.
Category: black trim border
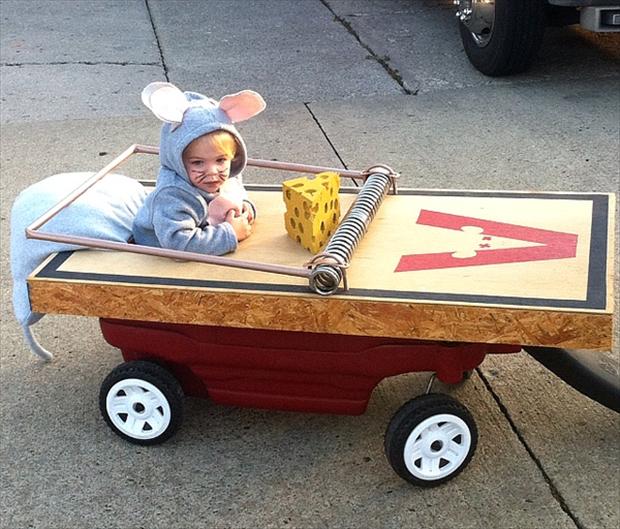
[35,190,610,311]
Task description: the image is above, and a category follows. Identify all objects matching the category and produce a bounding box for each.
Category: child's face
[182,136,233,194]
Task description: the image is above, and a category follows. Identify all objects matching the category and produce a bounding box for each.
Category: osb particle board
[28,187,616,350]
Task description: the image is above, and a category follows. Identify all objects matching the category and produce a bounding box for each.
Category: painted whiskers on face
[189,158,230,184]
[183,137,235,193]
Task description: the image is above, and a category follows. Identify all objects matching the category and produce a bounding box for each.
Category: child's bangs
[205,131,237,159]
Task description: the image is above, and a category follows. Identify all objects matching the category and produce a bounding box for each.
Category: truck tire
[457,0,547,76]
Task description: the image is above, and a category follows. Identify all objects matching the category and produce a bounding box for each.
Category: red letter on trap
[395,210,578,272]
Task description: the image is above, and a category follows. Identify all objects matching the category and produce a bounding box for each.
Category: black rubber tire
[99,360,184,445]
[384,393,478,487]
[459,0,546,76]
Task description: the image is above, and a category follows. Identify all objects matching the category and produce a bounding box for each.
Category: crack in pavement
[1,61,161,67]
[320,0,418,95]
[476,366,586,529]
[303,102,360,187]
[145,0,168,81]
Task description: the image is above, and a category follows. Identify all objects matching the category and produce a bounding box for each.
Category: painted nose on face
[200,165,223,180]
[204,162,220,175]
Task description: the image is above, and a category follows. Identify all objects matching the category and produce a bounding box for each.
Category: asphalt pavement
[1,1,619,528]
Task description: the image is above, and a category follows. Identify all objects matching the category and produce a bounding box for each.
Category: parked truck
[454,0,620,75]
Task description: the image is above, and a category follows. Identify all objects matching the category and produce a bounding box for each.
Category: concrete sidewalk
[1,1,619,528]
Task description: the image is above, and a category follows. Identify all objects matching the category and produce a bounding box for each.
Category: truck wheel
[99,360,184,445]
[384,393,477,487]
[456,0,546,76]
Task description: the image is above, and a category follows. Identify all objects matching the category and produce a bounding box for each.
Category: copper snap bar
[25,144,395,291]
[26,230,311,278]
[27,144,143,232]
[246,158,366,180]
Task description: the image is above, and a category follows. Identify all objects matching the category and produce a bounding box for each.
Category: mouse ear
[219,90,266,123]
[141,82,189,124]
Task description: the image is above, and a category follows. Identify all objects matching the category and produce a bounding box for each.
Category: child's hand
[226,209,252,241]
[241,201,255,224]
[208,196,241,226]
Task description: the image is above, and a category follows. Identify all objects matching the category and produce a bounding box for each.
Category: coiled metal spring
[308,170,393,295]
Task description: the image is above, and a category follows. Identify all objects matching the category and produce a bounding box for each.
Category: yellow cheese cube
[282,172,341,253]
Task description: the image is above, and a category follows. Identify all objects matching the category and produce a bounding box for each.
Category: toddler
[133,82,265,255]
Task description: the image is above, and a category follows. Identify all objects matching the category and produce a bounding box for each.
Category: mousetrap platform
[28,185,616,351]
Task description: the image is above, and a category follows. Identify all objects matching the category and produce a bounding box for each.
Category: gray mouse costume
[133,88,260,255]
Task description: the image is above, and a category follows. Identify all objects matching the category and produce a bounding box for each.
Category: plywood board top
[28,186,616,349]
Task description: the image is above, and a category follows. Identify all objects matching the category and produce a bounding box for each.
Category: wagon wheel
[384,393,477,487]
[99,360,184,445]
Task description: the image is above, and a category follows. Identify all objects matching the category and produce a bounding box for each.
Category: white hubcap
[403,414,472,481]
[106,378,171,440]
